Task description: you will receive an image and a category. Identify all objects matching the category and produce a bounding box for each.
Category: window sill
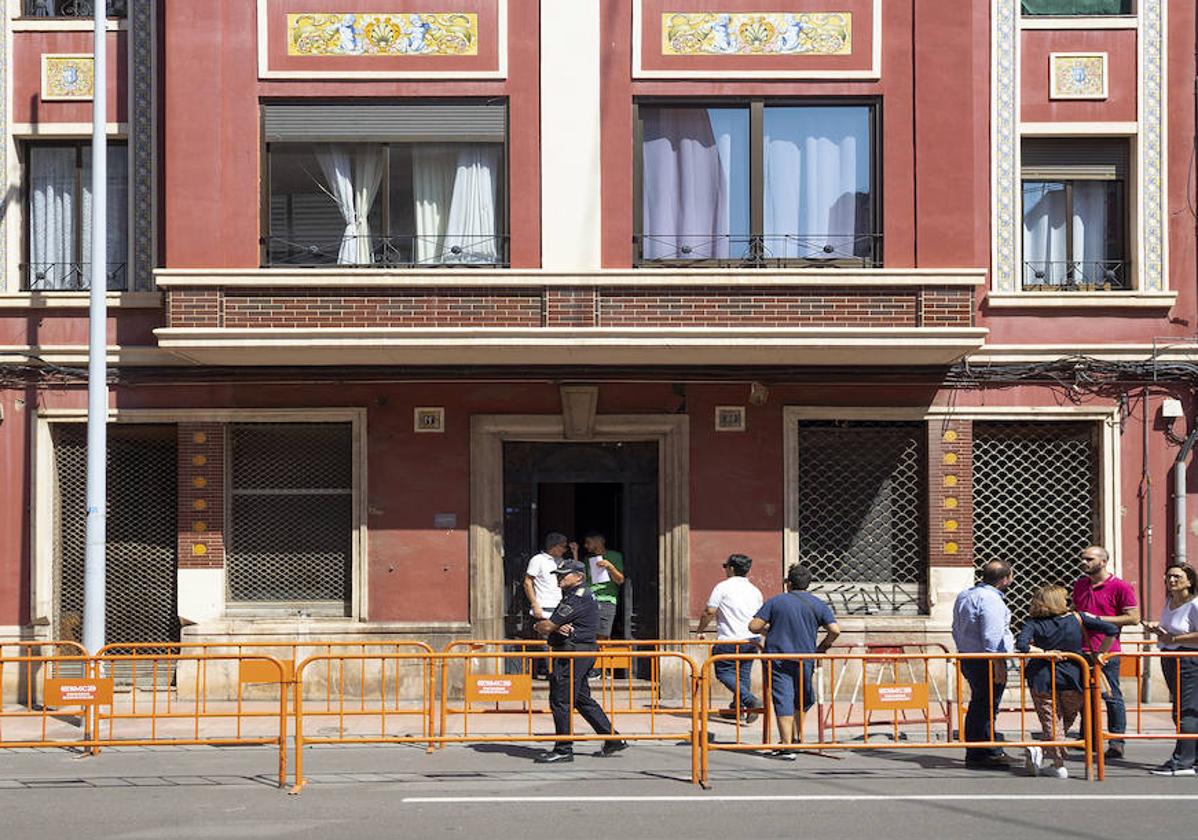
[1019,15,1137,30]
[0,291,162,309]
[985,291,1177,309]
[11,18,127,32]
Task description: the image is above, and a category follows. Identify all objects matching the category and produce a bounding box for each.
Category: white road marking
[403,794,1198,804]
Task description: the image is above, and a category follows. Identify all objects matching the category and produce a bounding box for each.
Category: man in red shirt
[1073,545,1140,760]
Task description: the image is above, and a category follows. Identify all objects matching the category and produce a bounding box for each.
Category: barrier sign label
[863,682,929,712]
[466,674,532,703]
[45,678,113,706]
[239,659,294,684]
[598,647,633,672]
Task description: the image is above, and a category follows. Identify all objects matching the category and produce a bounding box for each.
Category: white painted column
[539,0,602,270]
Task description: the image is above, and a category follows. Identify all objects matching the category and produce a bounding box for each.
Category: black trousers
[960,659,1006,761]
[549,651,614,752]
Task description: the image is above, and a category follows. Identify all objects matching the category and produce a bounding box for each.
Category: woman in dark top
[1015,584,1118,779]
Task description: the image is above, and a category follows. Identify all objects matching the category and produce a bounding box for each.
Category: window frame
[19,0,128,18]
[259,99,510,269]
[21,138,130,291]
[632,96,881,269]
[1019,0,1134,17]
[1020,139,1131,291]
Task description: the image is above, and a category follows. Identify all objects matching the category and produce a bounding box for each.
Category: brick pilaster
[928,419,973,567]
[178,424,225,569]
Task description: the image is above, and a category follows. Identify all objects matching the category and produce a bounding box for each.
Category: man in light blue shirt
[952,560,1014,769]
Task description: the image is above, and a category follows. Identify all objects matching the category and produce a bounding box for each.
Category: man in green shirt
[583,531,625,639]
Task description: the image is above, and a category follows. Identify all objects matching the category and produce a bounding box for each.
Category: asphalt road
[2,741,1195,839]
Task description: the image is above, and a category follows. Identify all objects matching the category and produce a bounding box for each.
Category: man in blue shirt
[952,560,1015,770]
[748,565,840,759]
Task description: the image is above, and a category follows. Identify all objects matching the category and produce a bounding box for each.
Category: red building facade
[0,0,1193,651]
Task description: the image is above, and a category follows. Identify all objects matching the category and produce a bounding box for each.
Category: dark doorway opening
[502,442,658,642]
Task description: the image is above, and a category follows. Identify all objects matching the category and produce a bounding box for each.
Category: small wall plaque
[414,407,445,433]
[42,54,95,101]
[715,406,746,432]
[1049,52,1107,100]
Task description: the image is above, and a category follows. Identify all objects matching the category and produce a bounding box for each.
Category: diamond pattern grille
[798,422,927,615]
[53,424,179,647]
[226,423,353,606]
[973,422,1099,625]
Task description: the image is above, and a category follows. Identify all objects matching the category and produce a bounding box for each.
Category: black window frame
[633,97,881,269]
[1020,138,1130,291]
[260,99,510,269]
[1020,0,1134,16]
[22,139,129,291]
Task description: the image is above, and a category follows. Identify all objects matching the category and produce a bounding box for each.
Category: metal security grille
[53,424,178,647]
[973,422,1100,625]
[798,421,927,615]
[226,423,353,610]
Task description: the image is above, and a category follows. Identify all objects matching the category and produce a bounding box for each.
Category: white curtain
[1072,181,1111,280]
[443,146,499,264]
[412,146,458,263]
[82,145,129,290]
[764,108,867,260]
[641,108,732,260]
[316,144,383,265]
[1022,182,1068,286]
[28,147,77,289]
[411,144,500,264]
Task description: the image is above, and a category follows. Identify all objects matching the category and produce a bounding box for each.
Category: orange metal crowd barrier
[290,649,701,792]
[818,642,954,739]
[1093,648,1198,780]
[0,651,291,787]
[699,651,1093,787]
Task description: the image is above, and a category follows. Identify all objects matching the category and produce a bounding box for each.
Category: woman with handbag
[1015,584,1118,778]
[1142,563,1198,776]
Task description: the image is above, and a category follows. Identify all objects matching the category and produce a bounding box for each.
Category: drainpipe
[1142,388,1153,702]
[1174,425,1198,566]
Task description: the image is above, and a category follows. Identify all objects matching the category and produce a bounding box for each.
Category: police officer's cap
[552,558,586,577]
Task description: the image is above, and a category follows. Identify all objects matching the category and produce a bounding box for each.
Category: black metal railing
[264,234,510,268]
[1021,260,1129,291]
[22,262,128,291]
[633,233,882,268]
[23,0,127,17]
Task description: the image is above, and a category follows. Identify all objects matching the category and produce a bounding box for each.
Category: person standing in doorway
[524,533,570,678]
[533,558,627,763]
[952,560,1015,770]
[1072,545,1139,759]
[582,531,625,640]
[697,553,763,723]
[748,565,840,759]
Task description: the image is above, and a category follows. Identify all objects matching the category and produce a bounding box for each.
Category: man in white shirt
[524,532,570,678]
[697,554,763,723]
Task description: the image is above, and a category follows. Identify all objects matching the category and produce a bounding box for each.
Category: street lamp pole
[81,0,108,655]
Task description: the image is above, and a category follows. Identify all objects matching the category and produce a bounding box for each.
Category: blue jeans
[1101,656,1126,745]
[712,642,759,710]
[770,659,816,718]
[960,659,1006,761]
[1162,655,1198,768]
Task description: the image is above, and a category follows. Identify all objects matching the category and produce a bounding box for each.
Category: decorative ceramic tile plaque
[1049,52,1107,100]
[661,12,852,56]
[287,13,478,56]
[41,54,94,101]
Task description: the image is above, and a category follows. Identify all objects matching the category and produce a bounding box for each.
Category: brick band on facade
[928,419,973,568]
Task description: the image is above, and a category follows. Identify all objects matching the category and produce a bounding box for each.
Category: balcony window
[23,0,127,17]
[263,102,507,268]
[25,142,128,291]
[1021,138,1128,291]
[1021,1,1132,14]
[636,101,877,267]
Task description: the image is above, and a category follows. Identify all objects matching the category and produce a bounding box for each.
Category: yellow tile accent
[943,497,958,510]
[943,474,958,488]
[192,543,207,556]
[943,429,958,443]
[943,452,958,466]
[194,521,207,533]
[192,454,207,467]
[193,499,208,512]
[944,542,959,554]
[193,432,207,445]
[192,476,207,489]
[944,519,959,532]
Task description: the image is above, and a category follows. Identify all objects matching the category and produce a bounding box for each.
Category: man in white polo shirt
[698,554,763,723]
[524,532,570,678]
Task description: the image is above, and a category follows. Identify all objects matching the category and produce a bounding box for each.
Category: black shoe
[1149,762,1196,776]
[600,739,628,756]
[535,750,574,764]
[1104,744,1125,760]
[965,756,1012,771]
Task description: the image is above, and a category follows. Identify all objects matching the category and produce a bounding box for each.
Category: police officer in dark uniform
[532,558,627,763]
